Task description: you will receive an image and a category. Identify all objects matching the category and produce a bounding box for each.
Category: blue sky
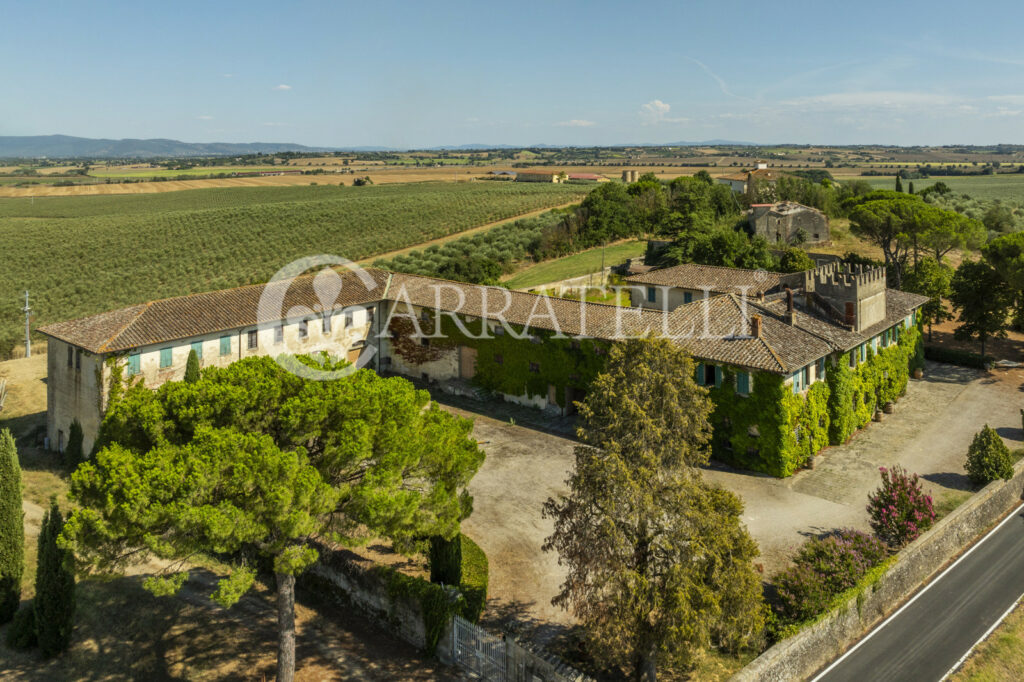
[2,1,1023,147]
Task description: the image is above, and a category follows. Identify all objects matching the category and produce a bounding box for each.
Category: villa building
[38,262,927,477]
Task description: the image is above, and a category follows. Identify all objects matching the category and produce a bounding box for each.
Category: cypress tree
[895,175,904,192]
[184,349,200,384]
[35,499,75,656]
[0,428,23,623]
[64,419,83,467]
[428,534,462,585]
[908,181,915,195]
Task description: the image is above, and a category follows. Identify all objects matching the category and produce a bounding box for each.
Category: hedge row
[924,345,992,369]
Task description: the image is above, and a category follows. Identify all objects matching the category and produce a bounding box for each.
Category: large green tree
[543,339,765,681]
[949,260,1012,358]
[849,195,924,288]
[62,355,485,681]
[0,428,23,623]
[902,257,953,340]
[983,231,1024,330]
[35,499,75,656]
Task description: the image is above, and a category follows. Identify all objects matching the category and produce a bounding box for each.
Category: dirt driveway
[445,360,1024,638]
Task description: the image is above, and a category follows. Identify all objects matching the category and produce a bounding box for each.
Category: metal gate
[453,615,507,680]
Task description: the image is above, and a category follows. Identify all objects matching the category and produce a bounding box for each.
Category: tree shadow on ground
[922,471,973,491]
[995,426,1024,443]
[920,361,983,385]
[0,574,279,681]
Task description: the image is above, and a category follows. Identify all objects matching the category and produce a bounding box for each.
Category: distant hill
[0,135,337,159]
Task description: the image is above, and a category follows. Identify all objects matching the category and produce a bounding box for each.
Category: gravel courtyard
[445,361,1024,636]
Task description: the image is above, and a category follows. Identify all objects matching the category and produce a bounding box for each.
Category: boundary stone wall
[732,458,1024,682]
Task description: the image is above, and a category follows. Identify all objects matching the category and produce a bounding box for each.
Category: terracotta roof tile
[624,262,794,296]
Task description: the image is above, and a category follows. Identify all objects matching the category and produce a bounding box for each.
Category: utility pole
[23,291,31,358]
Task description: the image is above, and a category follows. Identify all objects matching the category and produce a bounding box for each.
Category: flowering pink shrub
[867,465,935,547]
[774,529,890,623]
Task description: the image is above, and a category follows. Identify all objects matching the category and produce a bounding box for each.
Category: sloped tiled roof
[38,266,928,375]
[624,262,790,295]
[757,288,930,354]
[388,272,665,338]
[39,268,390,353]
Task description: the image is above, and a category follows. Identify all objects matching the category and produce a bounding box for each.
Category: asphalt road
[813,503,1024,682]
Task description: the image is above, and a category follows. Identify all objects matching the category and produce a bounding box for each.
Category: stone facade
[749,201,830,245]
[805,262,887,332]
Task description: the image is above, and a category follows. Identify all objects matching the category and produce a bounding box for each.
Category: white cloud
[639,100,688,125]
[223,73,233,78]
[273,84,292,91]
[195,115,214,120]
[262,121,290,127]
[987,95,1024,105]
[556,119,596,127]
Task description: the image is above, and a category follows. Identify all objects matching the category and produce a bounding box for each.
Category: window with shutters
[704,364,716,387]
[127,351,141,376]
[737,371,750,396]
[683,292,693,304]
[160,347,173,368]
[275,325,284,344]
[191,341,203,360]
[219,336,231,356]
[646,287,656,303]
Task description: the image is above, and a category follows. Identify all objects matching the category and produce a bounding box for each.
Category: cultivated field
[504,240,647,289]
[0,182,587,357]
[861,173,1024,201]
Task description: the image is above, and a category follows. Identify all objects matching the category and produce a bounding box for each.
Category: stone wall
[731,458,1024,682]
[300,544,456,661]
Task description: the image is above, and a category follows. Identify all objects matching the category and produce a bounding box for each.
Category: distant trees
[0,428,23,624]
[778,247,816,273]
[543,339,765,680]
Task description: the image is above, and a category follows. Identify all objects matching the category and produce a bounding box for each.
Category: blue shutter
[714,366,722,388]
[647,287,656,303]
[684,292,693,304]
[160,347,172,368]
[127,351,141,376]
[191,341,203,360]
[737,372,750,395]
[220,335,231,356]
[695,363,704,385]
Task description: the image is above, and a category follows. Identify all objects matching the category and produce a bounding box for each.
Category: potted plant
[883,401,896,414]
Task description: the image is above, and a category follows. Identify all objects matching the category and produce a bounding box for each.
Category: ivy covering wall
[429,314,608,407]
[710,315,922,477]
[399,309,923,478]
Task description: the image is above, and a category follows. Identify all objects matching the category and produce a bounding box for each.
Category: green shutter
[160,347,172,368]
[127,351,141,376]
[695,363,704,385]
[714,366,722,388]
[737,372,750,395]
[191,341,203,360]
[220,335,231,356]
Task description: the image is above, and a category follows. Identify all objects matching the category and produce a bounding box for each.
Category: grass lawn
[504,240,647,289]
[952,600,1024,681]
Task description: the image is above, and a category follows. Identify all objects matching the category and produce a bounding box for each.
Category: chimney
[784,286,796,325]
[751,314,763,339]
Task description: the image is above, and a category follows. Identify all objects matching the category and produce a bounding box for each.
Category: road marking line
[938,590,1024,681]
[810,501,1024,682]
